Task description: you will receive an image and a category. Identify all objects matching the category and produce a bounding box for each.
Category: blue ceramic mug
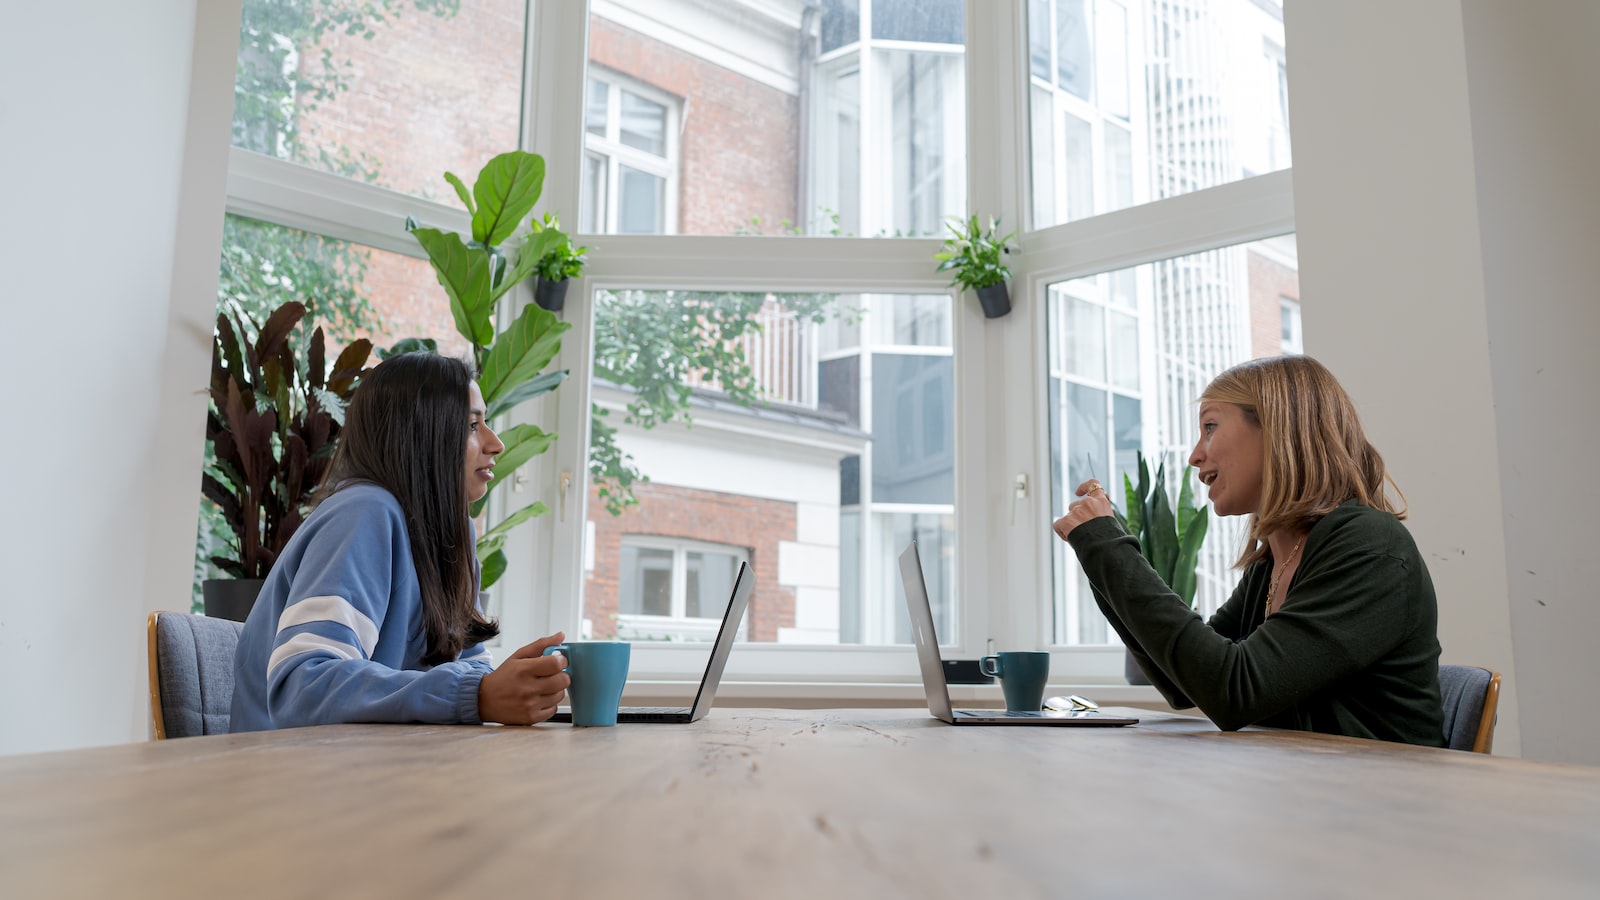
[544,641,631,726]
[978,651,1051,712]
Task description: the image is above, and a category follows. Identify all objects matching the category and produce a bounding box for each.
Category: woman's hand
[1052,479,1116,543]
[478,632,570,725]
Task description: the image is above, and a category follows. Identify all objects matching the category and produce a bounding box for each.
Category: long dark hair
[320,352,499,664]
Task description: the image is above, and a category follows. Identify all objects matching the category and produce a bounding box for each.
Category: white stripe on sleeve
[267,632,365,680]
[276,594,381,658]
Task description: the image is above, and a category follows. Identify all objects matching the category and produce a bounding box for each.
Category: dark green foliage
[934,214,1016,291]
[1113,452,1210,608]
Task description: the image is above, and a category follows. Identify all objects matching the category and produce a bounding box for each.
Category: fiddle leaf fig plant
[1113,452,1210,608]
[406,150,574,589]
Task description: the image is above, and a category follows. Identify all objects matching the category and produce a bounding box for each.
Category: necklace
[1264,536,1306,618]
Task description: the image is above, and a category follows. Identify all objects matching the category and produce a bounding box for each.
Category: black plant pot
[1124,648,1152,686]
[203,578,265,622]
[975,281,1012,319]
[535,277,570,312]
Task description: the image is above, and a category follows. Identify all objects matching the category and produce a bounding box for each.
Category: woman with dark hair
[231,352,569,731]
[1052,355,1444,746]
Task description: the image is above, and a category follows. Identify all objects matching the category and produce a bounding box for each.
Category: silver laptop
[898,541,1138,727]
[551,560,753,724]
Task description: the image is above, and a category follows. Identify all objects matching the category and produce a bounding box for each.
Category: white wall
[1288,0,1600,762]
[0,0,237,754]
[1458,0,1600,764]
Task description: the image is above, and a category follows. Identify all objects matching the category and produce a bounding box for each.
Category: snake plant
[1113,452,1210,608]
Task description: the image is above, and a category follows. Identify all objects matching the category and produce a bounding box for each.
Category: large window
[1028,0,1289,229]
[1047,235,1301,645]
[214,0,1296,686]
[583,289,955,646]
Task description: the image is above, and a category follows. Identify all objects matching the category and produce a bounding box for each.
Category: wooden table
[3,708,1598,898]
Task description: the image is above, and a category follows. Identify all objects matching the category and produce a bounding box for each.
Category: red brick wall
[589,17,800,235]
[1248,249,1300,360]
[585,482,798,642]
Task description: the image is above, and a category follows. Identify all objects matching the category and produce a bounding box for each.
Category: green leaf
[478,302,572,407]
[1123,472,1142,542]
[477,423,557,503]
[480,499,550,543]
[491,228,562,306]
[1177,465,1198,537]
[472,151,545,247]
[407,226,494,347]
[443,171,475,218]
[1148,463,1178,582]
[477,548,507,590]
[1170,506,1210,607]
[486,369,569,421]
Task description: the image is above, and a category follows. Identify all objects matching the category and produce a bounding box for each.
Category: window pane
[618,166,664,234]
[586,77,608,136]
[1029,0,1291,229]
[584,289,954,645]
[587,0,965,237]
[619,90,667,155]
[620,544,674,617]
[1059,295,1106,381]
[232,0,525,201]
[1047,235,1300,645]
[686,550,741,620]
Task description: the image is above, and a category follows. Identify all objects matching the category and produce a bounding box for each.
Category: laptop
[551,560,753,724]
[898,541,1138,727]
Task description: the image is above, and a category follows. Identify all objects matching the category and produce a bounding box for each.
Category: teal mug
[978,651,1051,712]
[544,641,631,726]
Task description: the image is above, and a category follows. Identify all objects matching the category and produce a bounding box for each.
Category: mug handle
[978,655,1001,678]
[543,644,570,671]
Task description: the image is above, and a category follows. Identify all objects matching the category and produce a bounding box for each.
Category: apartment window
[1281,297,1303,354]
[615,538,748,641]
[581,70,679,234]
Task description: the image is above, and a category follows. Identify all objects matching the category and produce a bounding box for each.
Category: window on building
[1280,297,1303,354]
[580,70,679,234]
[614,538,748,641]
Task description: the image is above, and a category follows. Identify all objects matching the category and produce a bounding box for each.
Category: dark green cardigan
[1068,500,1445,746]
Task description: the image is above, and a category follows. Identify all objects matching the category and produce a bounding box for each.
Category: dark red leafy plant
[203,301,372,579]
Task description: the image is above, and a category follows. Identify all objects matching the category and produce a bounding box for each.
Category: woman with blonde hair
[1052,355,1444,745]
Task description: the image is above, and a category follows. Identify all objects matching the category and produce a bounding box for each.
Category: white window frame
[615,536,749,641]
[582,66,681,235]
[218,0,1295,698]
[1280,296,1304,354]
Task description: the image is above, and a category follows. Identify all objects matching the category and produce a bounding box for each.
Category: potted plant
[1111,451,1210,684]
[934,214,1017,318]
[201,300,374,621]
[405,150,574,589]
[528,212,588,312]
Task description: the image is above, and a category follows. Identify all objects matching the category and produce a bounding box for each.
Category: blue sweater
[229,483,493,732]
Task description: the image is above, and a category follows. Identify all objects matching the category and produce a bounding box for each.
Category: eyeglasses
[1043,694,1099,712]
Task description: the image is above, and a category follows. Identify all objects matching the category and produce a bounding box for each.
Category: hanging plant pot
[202,578,265,623]
[535,277,570,312]
[975,281,1012,319]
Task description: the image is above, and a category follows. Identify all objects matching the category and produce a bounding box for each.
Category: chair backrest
[146,611,245,739]
[1438,664,1502,753]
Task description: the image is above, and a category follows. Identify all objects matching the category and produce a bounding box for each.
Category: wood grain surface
[3,708,1597,898]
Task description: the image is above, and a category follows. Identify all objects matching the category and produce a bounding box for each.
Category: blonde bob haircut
[1199,355,1406,568]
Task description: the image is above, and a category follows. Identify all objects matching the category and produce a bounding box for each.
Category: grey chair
[1438,664,1502,753]
[146,611,245,739]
